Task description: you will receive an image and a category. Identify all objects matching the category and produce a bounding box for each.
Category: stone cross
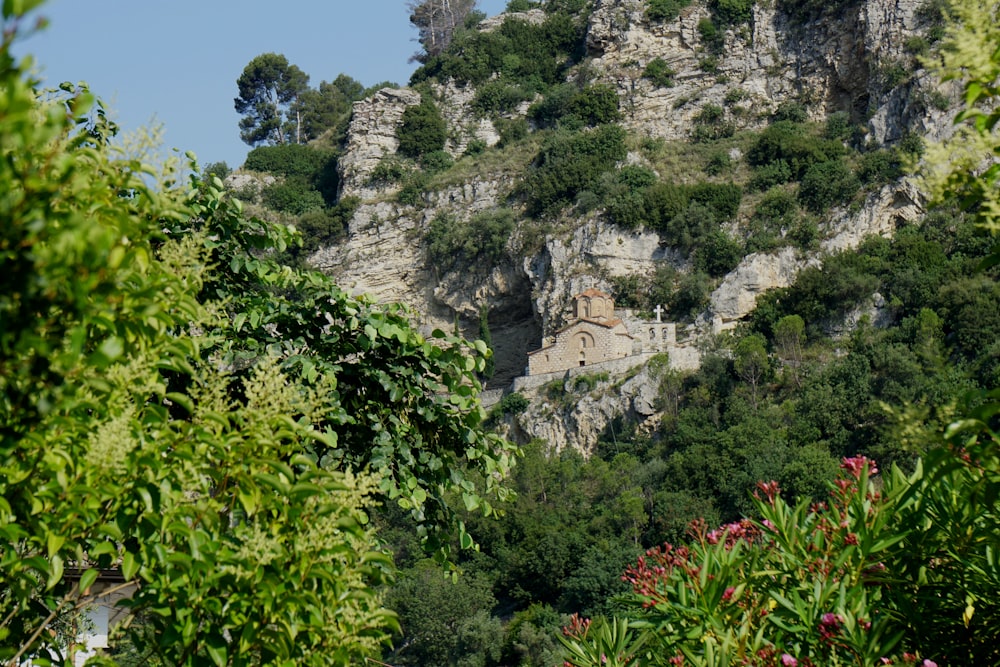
[654,304,664,323]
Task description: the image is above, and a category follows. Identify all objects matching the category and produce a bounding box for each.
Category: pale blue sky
[16,0,508,169]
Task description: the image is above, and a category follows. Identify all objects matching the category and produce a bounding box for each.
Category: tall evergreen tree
[234,52,309,146]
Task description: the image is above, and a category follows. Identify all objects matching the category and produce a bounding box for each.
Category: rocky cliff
[306,0,951,454]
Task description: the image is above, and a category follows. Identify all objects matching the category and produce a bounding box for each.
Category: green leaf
[46,532,65,557]
[121,551,139,580]
[79,568,99,593]
[205,632,229,667]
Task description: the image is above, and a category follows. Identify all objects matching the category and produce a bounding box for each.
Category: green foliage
[778,0,860,25]
[570,84,622,126]
[245,142,332,178]
[261,177,326,214]
[823,110,854,140]
[290,74,367,144]
[710,0,754,25]
[856,146,905,186]
[746,186,800,253]
[0,21,518,664]
[369,156,408,184]
[499,391,531,415]
[420,149,455,174]
[294,195,360,255]
[398,95,448,157]
[694,229,743,277]
[479,303,496,380]
[747,159,792,191]
[610,262,677,312]
[496,116,530,146]
[203,160,231,181]
[643,57,676,88]
[798,159,860,212]
[772,101,808,123]
[747,120,846,180]
[386,561,503,667]
[529,83,622,129]
[412,11,587,88]
[522,124,628,216]
[704,150,732,175]
[697,18,724,53]
[427,208,518,268]
[471,79,533,117]
[234,52,310,146]
[646,0,692,22]
[691,103,735,142]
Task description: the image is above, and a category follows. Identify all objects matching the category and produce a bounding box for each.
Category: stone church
[526,289,634,375]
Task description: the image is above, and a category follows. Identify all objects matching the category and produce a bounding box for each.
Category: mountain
[236,0,977,454]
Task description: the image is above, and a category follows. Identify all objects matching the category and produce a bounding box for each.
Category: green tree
[398,94,448,157]
[733,334,770,413]
[0,11,516,663]
[409,0,478,62]
[234,52,310,146]
[289,74,366,143]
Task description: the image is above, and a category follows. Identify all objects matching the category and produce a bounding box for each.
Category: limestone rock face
[525,218,673,336]
[338,87,421,200]
[505,361,672,455]
[709,180,925,325]
[585,0,925,144]
[306,0,952,454]
[710,247,816,326]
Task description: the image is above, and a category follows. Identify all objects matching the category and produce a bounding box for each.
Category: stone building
[527,289,634,375]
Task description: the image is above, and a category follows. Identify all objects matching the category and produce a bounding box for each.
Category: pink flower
[781,654,798,667]
[722,586,736,601]
[922,661,937,667]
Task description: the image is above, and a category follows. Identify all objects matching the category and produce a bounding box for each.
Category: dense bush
[647,0,692,22]
[472,79,533,116]
[499,392,531,415]
[529,83,621,128]
[244,143,332,179]
[643,182,691,229]
[368,157,407,185]
[419,149,454,174]
[773,102,807,124]
[643,57,676,87]
[495,117,530,146]
[856,146,905,186]
[704,150,732,175]
[398,96,447,157]
[798,159,860,212]
[411,12,586,88]
[746,186,799,252]
[688,182,742,220]
[569,84,622,126]
[748,159,792,191]
[523,124,628,216]
[747,120,846,179]
[261,178,326,215]
[426,208,518,268]
[694,229,744,277]
[710,0,754,25]
[294,196,360,255]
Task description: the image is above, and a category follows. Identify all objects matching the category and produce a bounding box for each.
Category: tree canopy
[0,6,516,664]
[234,52,309,146]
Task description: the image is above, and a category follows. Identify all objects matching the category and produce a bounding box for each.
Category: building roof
[574,288,612,299]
